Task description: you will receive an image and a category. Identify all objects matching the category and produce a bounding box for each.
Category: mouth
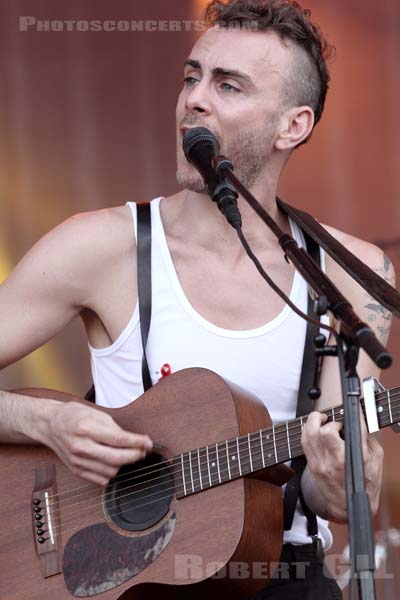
[180,125,219,143]
[180,125,198,137]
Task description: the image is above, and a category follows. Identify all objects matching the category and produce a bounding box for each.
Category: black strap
[84,383,96,403]
[84,201,153,403]
[283,231,320,537]
[277,197,400,318]
[136,202,153,391]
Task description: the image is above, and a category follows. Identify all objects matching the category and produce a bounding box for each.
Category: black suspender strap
[84,201,153,403]
[283,231,321,538]
[136,202,153,392]
[84,382,96,403]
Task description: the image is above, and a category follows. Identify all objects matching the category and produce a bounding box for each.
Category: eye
[183,76,199,87]
[220,82,240,93]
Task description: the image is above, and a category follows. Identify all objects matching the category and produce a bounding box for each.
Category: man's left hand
[301,410,384,523]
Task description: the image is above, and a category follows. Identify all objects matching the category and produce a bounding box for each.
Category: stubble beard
[176,120,276,194]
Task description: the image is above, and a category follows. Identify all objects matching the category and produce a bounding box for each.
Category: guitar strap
[283,233,320,539]
[136,202,153,391]
[277,197,400,318]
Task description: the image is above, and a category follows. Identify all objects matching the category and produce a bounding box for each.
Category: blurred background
[0,0,399,596]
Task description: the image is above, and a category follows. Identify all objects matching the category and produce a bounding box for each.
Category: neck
[162,171,290,254]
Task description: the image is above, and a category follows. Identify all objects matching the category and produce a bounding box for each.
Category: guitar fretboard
[172,386,400,498]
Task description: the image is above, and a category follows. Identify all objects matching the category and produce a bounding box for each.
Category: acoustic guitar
[0,368,397,600]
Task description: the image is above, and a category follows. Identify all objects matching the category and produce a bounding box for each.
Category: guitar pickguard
[63,514,176,597]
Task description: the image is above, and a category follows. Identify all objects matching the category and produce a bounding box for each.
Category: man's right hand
[41,401,153,486]
[0,207,146,486]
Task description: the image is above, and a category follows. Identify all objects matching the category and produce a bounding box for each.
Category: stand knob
[314,296,329,316]
[314,333,327,348]
[308,386,321,401]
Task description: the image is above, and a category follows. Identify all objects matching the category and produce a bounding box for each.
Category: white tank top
[89,197,333,549]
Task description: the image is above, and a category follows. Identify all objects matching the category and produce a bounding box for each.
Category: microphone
[182,127,242,229]
[183,127,221,196]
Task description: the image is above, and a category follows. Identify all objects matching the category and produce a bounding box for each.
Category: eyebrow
[184,59,254,86]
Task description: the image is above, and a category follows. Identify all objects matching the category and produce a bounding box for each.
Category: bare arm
[0,208,152,485]
[300,239,395,523]
[0,214,88,440]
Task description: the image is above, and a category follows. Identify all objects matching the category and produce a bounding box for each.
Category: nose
[184,79,212,115]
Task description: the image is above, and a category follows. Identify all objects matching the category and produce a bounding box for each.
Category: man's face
[176,27,293,193]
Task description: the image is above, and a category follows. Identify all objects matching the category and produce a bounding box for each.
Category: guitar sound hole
[104,453,174,532]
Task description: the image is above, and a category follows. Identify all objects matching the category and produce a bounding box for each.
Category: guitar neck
[174,386,400,499]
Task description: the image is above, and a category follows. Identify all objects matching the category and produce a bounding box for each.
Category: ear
[275,106,315,150]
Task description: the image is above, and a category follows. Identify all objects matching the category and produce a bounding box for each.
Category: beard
[176,117,277,193]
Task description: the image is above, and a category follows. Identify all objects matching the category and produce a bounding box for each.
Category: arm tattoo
[384,254,391,273]
[364,253,395,345]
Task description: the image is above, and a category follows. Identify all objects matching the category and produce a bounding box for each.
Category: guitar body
[0,368,289,600]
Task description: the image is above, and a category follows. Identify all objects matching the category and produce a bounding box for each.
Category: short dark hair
[204,0,334,141]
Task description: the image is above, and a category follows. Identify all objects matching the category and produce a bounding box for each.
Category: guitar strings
[45,390,399,514]
[45,404,342,511]
[49,400,398,543]
[7,401,397,546]
[47,390,399,543]
[42,398,396,533]
[39,401,398,540]
[45,396,355,505]
[45,385,399,505]
[45,420,304,505]
[46,424,307,518]
[49,441,308,540]
[46,423,309,522]
[40,394,396,540]
[48,447,311,541]
[47,386,398,509]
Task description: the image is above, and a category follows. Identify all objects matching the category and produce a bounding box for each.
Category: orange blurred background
[0,0,399,595]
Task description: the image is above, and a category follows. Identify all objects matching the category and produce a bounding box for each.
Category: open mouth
[180,125,199,136]
[180,125,219,142]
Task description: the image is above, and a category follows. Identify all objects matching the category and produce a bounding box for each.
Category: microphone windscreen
[183,127,220,164]
[182,128,221,196]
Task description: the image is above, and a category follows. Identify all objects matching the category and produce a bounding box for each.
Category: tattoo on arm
[375,253,396,285]
[366,304,392,344]
[384,254,390,271]
[364,253,395,345]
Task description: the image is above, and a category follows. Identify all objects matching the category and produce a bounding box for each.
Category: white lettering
[19,16,36,31]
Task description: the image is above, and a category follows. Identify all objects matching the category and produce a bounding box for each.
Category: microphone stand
[212,156,392,600]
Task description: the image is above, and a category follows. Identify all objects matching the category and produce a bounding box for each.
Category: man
[0,0,395,598]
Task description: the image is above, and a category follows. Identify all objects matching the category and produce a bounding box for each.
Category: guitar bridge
[32,463,62,577]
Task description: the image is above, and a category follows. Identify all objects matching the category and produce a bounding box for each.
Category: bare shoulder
[27,204,135,270]
[3,204,137,310]
[46,204,135,256]
[0,205,137,367]
[322,223,396,287]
